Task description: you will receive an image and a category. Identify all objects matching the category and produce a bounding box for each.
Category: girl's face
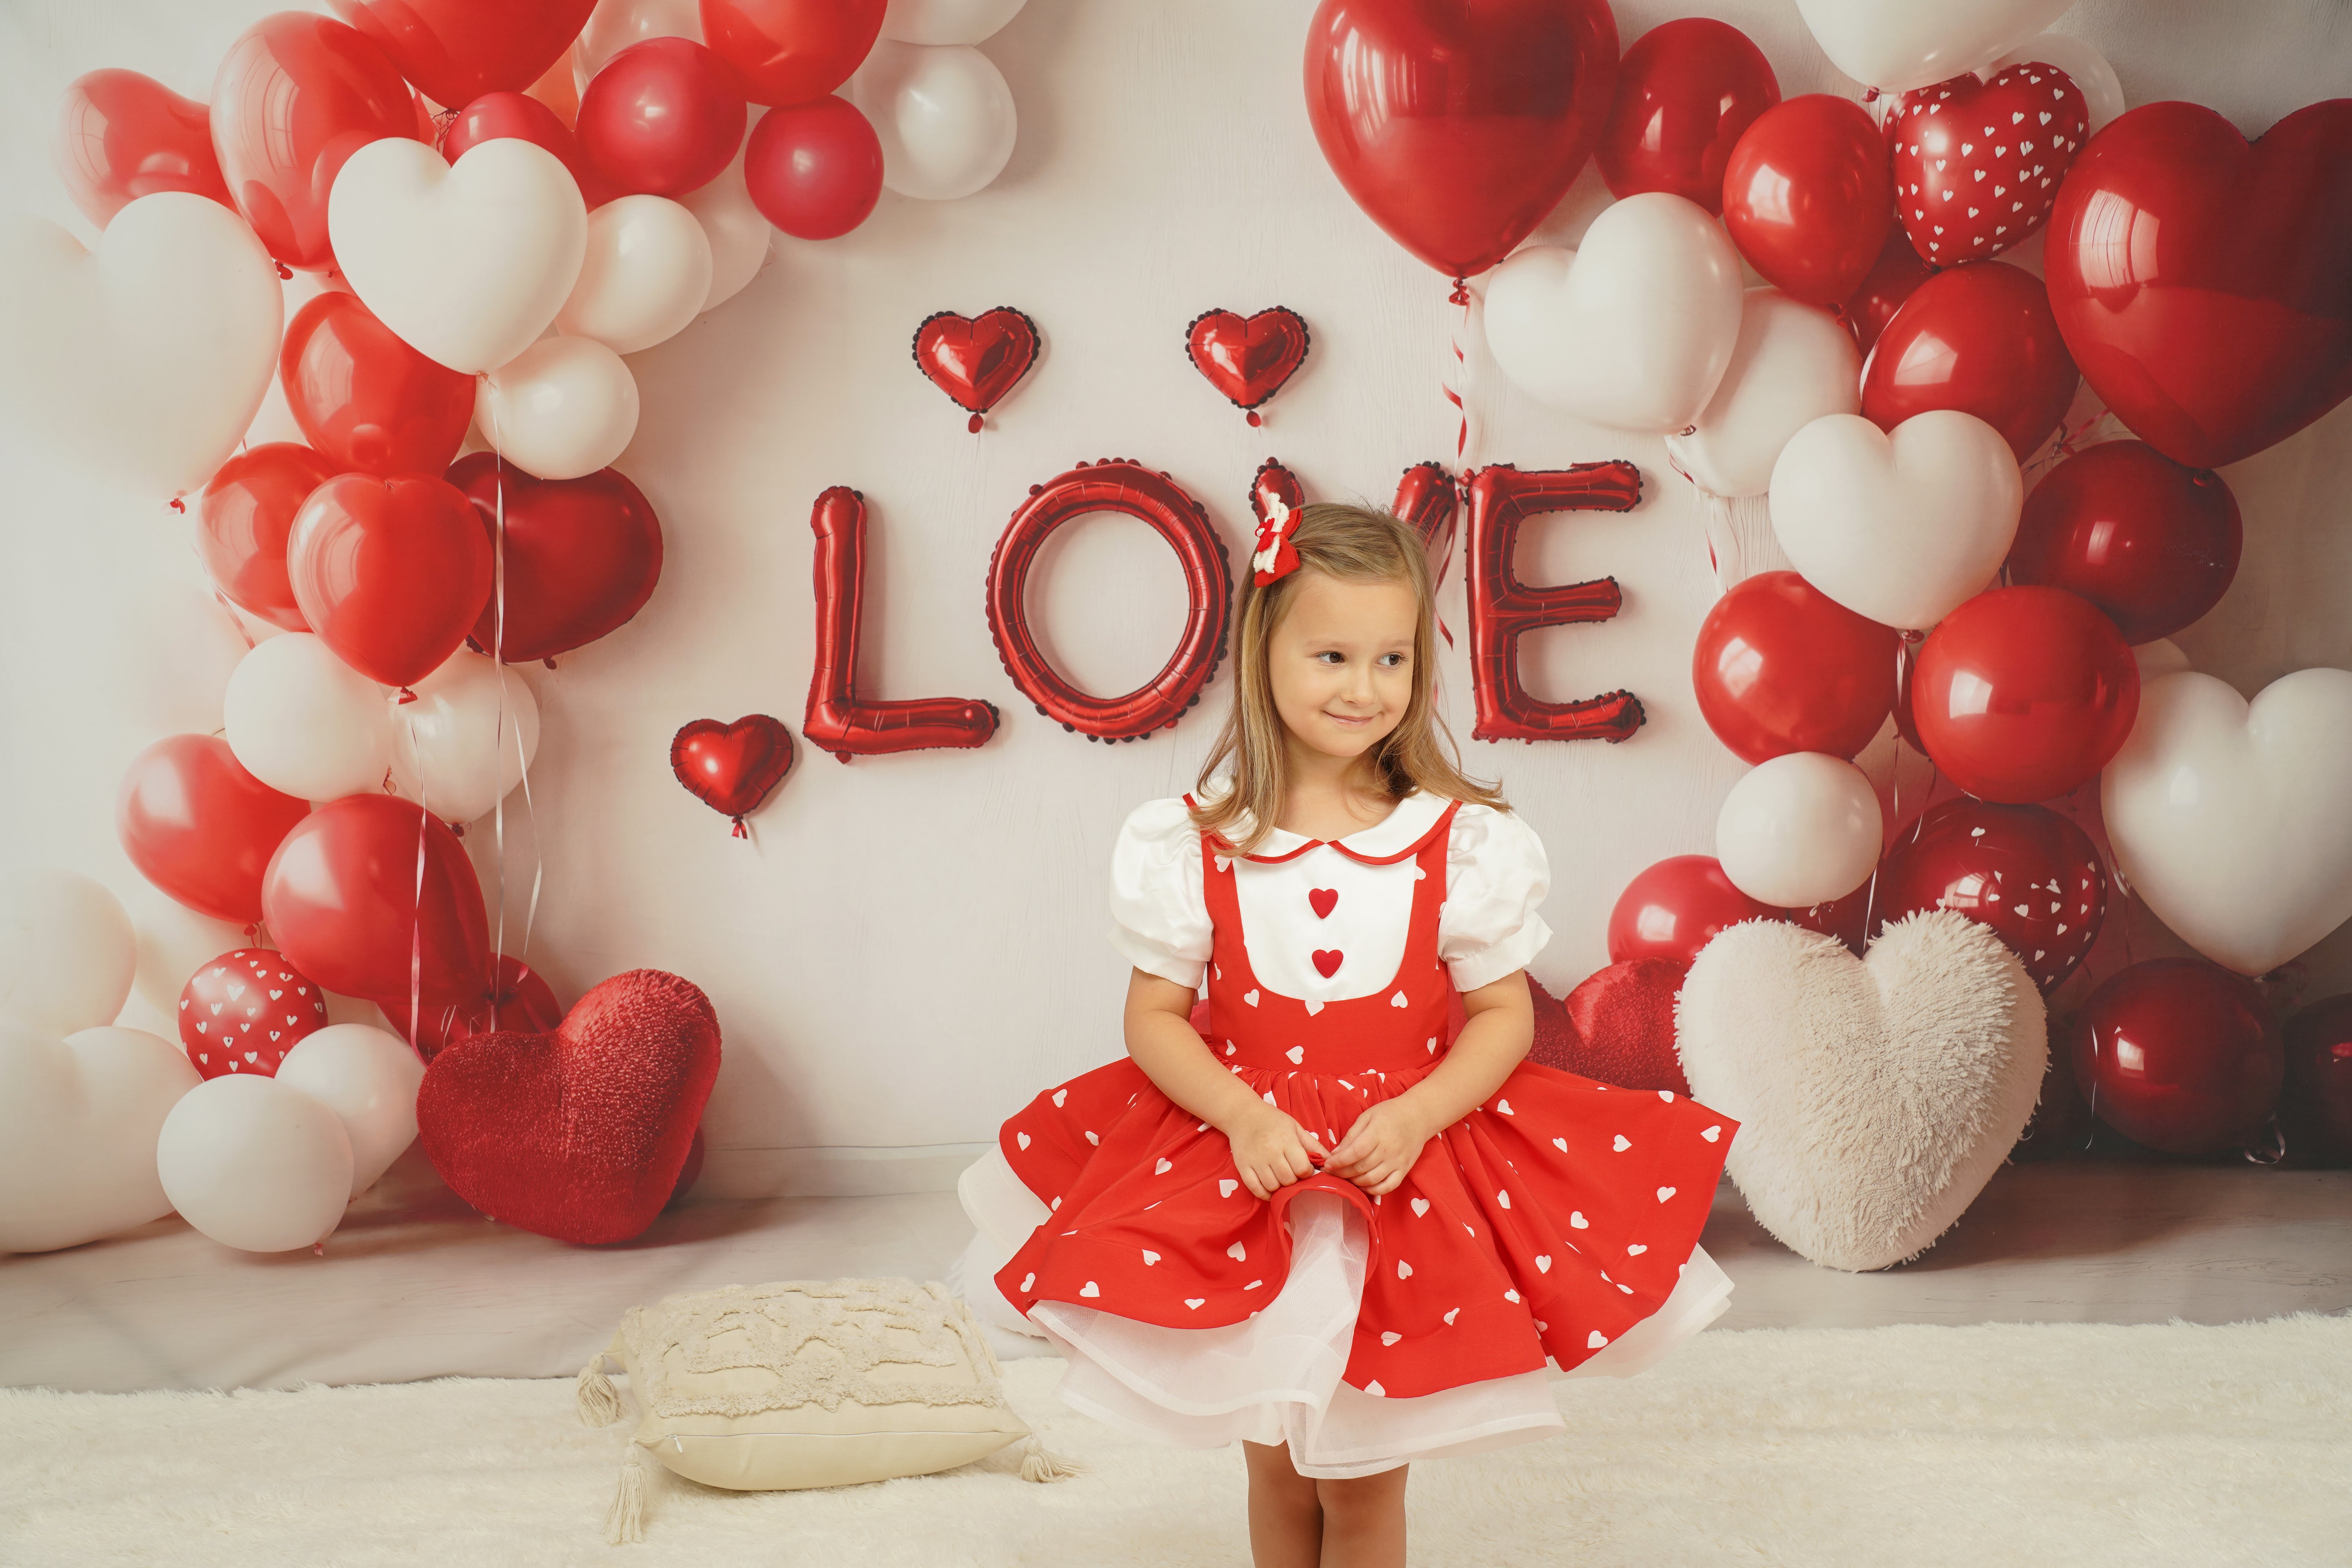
[1266,568,1419,767]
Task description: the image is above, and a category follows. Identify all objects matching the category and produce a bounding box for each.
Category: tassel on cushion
[1017,1432,1085,1482]
[576,1353,620,1427]
[606,1443,650,1544]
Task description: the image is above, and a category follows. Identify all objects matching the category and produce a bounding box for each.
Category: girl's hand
[1323,1098,1437,1197]
[1225,1104,1329,1201]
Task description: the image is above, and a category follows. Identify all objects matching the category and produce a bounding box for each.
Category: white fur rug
[7,1314,2348,1567]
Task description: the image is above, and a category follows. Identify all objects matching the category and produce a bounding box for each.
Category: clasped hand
[1226,1096,1434,1201]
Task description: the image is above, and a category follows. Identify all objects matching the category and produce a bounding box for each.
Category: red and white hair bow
[1251,497,1301,586]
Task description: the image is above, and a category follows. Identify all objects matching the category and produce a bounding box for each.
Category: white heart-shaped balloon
[223,632,394,802]
[556,194,712,355]
[850,40,1019,201]
[0,869,135,1038]
[679,125,773,312]
[1715,752,1882,908]
[1483,192,1743,435]
[0,192,280,499]
[330,136,587,375]
[156,1074,354,1253]
[389,649,543,824]
[1768,410,2021,632]
[2100,668,2352,976]
[1792,0,2072,94]
[0,1021,200,1253]
[1667,289,1860,500]
[1677,911,2045,1271]
[476,334,639,480]
[274,1024,424,1196]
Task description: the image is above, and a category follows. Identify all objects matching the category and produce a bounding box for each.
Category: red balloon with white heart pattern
[1886,62,2088,266]
[178,947,330,1080]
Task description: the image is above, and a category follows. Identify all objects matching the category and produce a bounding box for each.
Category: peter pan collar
[1182,785,1454,866]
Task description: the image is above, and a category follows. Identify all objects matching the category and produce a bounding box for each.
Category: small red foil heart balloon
[1186,307,1310,426]
[445,454,664,665]
[912,307,1039,432]
[55,68,234,229]
[178,947,330,1079]
[672,715,795,836]
[1886,63,2089,267]
[1560,959,1689,1094]
[416,968,722,1245]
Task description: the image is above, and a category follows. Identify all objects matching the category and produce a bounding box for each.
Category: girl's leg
[1314,1462,1408,1568]
[1243,1438,1322,1568]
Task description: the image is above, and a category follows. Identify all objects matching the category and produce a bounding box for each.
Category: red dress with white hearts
[955,790,1740,1477]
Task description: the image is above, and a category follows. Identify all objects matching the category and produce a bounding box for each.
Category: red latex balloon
[2045,99,2352,470]
[326,0,597,112]
[55,68,233,229]
[376,953,564,1062]
[281,291,475,478]
[1862,261,2079,462]
[912,308,1039,431]
[1596,18,1778,216]
[1858,798,2108,992]
[699,0,885,108]
[1722,94,1893,306]
[179,947,331,1079]
[445,454,664,664]
[1186,308,1310,424]
[1885,64,2089,266]
[1910,586,2140,804]
[742,94,882,240]
[2279,993,2352,1165]
[441,89,608,206]
[671,716,795,835]
[1693,570,1899,764]
[262,794,492,1007]
[576,37,748,198]
[117,735,311,925]
[2006,440,2242,644]
[1607,855,1782,967]
[1842,231,1935,356]
[210,11,420,271]
[197,443,339,633]
[2071,958,2284,1154]
[1303,0,1619,281]
[287,473,495,695]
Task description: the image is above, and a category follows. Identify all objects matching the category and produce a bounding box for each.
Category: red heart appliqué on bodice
[1887,62,2088,267]
[415,969,722,1245]
[1307,887,1338,918]
[1186,307,1310,424]
[912,307,1040,432]
[670,715,795,834]
[1311,948,1344,978]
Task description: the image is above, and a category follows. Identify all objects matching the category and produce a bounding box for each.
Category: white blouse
[1107,787,1552,1002]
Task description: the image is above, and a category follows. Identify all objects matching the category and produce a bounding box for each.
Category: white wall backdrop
[4,0,2348,1195]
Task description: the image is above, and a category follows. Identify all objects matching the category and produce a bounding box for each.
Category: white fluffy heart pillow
[1675,911,2045,1272]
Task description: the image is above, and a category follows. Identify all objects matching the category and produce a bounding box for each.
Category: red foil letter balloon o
[985,460,1232,743]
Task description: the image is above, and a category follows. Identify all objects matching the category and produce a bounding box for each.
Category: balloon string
[490,400,509,1027]
[406,706,428,1056]
[212,590,258,653]
[1434,279,1476,650]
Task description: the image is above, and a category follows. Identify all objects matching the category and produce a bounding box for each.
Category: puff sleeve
[1106,796,1213,990]
[1437,803,1554,993]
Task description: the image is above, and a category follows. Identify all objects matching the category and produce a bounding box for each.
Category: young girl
[952,501,1740,1565]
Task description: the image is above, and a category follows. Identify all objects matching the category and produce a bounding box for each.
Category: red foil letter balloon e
[803,487,999,762]
[1463,462,1645,743]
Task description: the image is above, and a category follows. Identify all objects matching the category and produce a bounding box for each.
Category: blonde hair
[1191,501,1508,856]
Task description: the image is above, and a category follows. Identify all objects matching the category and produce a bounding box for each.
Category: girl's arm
[1123,968,1328,1200]
[1324,968,1534,1194]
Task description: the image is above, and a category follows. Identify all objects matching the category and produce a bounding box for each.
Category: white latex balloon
[680,122,773,311]
[556,195,713,355]
[1793,0,2073,93]
[275,1025,424,1196]
[1667,289,1861,499]
[2101,669,2352,977]
[1717,753,1885,908]
[389,650,542,825]
[1482,194,1744,434]
[0,869,135,1036]
[223,633,394,802]
[1768,410,2022,632]
[156,1074,354,1253]
[850,42,1019,201]
[0,192,280,499]
[329,137,588,375]
[0,1022,198,1253]
[1989,33,2126,134]
[476,334,639,480]
[882,0,1028,45]
[575,0,702,84]
[126,883,249,1021]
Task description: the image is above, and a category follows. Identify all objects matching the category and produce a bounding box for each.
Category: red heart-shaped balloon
[2045,98,2352,469]
[1886,62,2089,267]
[671,716,795,833]
[288,473,494,693]
[445,454,664,665]
[416,968,722,1244]
[1560,959,1689,1094]
[1186,307,1310,422]
[55,68,234,229]
[197,442,338,633]
[2005,439,2242,644]
[178,947,330,1079]
[912,307,1039,432]
[326,0,597,114]
[282,291,475,478]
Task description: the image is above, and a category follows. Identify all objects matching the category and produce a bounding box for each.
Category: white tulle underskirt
[951,1144,1734,1479]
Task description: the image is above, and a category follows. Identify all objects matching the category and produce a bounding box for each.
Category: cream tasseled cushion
[577,1276,1082,1543]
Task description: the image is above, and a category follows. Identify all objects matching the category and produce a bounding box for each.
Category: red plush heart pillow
[417,969,721,1245]
[1560,958,1691,1094]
